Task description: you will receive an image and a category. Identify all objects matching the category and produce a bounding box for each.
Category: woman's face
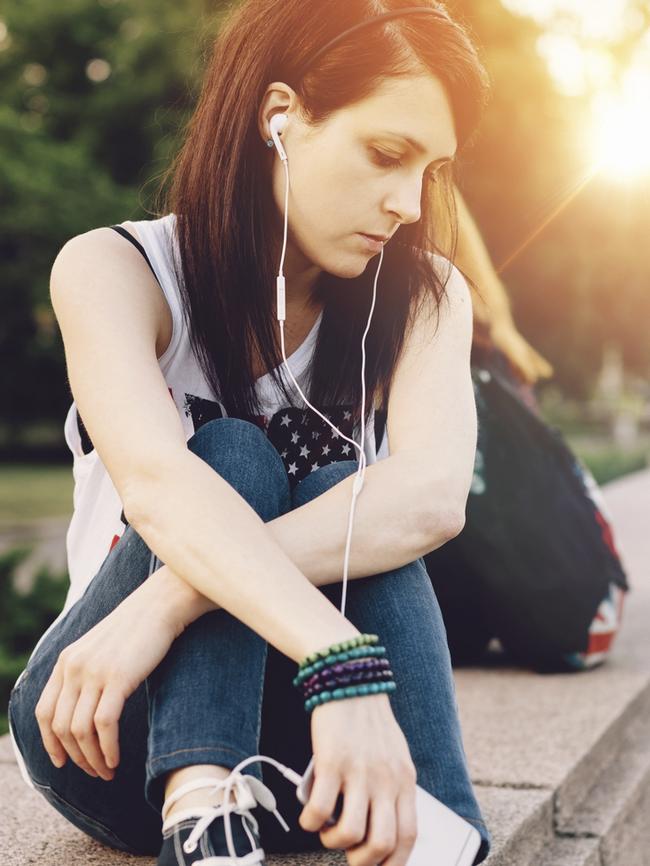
[264,73,457,290]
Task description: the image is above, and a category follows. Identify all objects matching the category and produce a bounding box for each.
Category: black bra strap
[109,225,160,284]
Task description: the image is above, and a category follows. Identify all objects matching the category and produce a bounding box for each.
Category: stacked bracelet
[303,667,394,699]
[298,633,380,667]
[294,633,397,713]
[301,657,391,690]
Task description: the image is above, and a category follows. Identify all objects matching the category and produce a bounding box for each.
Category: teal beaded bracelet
[304,680,397,713]
[293,645,387,688]
[298,633,379,669]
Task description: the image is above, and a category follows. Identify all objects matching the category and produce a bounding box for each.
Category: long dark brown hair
[155,0,489,430]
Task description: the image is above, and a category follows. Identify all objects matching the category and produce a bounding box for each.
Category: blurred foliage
[0,0,649,437]
[0,0,226,439]
[0,547,68,736]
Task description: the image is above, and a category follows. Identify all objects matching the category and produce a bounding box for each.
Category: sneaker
[158,772,290,865]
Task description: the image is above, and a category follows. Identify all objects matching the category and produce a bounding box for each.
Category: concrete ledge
[1,469,648,865]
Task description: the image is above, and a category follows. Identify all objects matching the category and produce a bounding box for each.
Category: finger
[35,664,68,768]
[299,765,342,834]
[345,795,396,866]
[94,685,125,771]
[319,780,369,852]
[51,680,99,777]
[70,684,114,780]
[381,786,418,866]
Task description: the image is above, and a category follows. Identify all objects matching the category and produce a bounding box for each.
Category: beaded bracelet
[304,661,392,687]
[293,645,387,688]
[301,657,391,689]
[295,634,396,714]
[299,633,379,668]
[304,668,394,699]
[304,680,397,713]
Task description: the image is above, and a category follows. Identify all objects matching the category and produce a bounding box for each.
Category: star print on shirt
[180,393,386,493]
[265,404,359,489]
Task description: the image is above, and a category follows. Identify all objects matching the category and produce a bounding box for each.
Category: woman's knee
[187,418,291,518]
[292,459,359,507]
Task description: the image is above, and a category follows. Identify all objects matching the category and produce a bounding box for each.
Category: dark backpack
[424,337,630,673]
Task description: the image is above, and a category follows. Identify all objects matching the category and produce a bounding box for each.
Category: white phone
[295,756,481,866]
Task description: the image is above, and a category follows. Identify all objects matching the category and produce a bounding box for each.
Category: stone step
[554,695,650,865]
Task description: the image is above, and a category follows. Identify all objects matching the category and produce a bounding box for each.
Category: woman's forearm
[126,446,363,665]
[265,450,456,585]
[139,451,458,634]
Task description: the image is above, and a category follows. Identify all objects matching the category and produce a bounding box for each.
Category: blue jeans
[8,418,491,862]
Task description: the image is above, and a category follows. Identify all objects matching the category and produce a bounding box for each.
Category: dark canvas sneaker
[158,772,290,865]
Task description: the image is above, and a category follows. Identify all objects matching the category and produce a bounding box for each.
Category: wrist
[295,625,364,665]
[145,564,218,636]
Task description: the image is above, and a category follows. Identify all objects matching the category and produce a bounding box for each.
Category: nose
[384,173,422,226]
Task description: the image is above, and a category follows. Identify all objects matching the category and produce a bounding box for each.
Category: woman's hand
[34,582,184,781]
[490,318,554,386]
[299,693,418,866]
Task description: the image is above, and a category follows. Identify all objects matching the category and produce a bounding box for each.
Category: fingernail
[50,755,63,768]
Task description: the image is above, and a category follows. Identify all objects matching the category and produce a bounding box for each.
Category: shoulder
[405,251,472,343]
[50,225,172,359]
[426,251,472,305]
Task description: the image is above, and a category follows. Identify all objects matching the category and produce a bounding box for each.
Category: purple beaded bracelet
[304,668,394,699]
[302,657,390,690]
[301,658,393,700]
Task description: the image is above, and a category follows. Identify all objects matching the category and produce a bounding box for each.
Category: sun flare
[590,67,650,181]
[592,88,650,180]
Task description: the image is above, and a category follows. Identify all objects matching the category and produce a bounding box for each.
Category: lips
[362,232,391,242]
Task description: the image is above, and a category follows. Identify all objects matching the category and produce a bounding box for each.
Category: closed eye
[370,147,441,182]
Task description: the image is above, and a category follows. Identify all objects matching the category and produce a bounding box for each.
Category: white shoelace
[161,755,305,865]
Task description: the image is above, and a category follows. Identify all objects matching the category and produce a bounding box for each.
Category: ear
[257,81,297,145]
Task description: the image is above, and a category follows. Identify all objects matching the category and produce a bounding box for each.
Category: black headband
[295,6,447,82]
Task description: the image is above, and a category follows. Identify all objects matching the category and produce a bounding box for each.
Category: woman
[7,2,492,864]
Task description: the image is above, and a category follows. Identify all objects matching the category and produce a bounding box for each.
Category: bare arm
[50,230,367,665]
[139,269,474,634]
[138,450,459,631]
[125,443,442,662]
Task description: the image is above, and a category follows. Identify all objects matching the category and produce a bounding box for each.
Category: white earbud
[269,113,288,162]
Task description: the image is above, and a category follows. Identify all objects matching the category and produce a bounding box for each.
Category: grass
[563,434,650,487]
[0,463,73,523]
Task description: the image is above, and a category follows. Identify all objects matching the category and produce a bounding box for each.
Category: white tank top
[13,212,390,688]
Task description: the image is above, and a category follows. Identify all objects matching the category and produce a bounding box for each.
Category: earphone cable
[276,155,383,618]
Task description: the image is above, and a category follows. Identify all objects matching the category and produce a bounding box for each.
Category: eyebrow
[377,131,456,166]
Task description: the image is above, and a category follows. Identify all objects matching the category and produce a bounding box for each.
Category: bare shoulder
[51,225,172,361]
[49,226,187,511]
[428,252,472,309]
[403,253,472,354]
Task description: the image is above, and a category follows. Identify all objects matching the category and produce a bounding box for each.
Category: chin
[326,253,374,280]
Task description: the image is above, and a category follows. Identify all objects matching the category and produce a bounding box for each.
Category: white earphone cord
[276,154,382,618]
[173,130,384,864]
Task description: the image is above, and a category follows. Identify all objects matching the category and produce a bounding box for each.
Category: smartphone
[296,756,481,866]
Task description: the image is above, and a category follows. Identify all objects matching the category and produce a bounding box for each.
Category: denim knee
[185,417,292,520]
[292,459,359,508]
[187,417,275,459]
